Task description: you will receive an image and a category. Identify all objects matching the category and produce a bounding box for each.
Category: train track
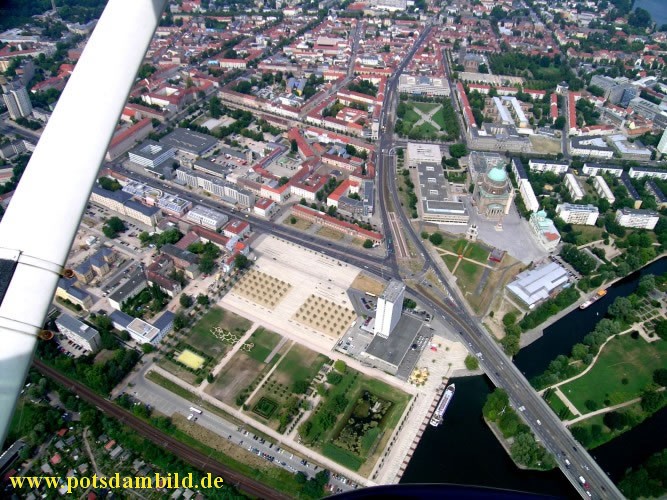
[33,359,289,500]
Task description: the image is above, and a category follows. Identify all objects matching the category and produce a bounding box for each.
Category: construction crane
[0,0,168,445]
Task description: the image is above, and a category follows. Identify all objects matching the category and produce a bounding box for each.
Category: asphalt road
[374,22,620,500]
[128,365,355,493]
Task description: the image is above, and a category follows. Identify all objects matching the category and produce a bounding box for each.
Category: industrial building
[506,262,571,309]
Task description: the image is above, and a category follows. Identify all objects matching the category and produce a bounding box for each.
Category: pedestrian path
[554,387,581,417]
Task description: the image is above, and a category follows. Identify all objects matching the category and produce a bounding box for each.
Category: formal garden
[298,361,410,475]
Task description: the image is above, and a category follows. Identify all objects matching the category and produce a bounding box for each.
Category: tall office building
[3,85,33,120]
[374,279,406,338]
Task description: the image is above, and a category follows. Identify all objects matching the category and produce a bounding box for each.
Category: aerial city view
[1,0,667,498]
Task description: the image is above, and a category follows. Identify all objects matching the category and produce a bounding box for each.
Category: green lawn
[412,101,440,113]
[413,121,439,135]
[545,390,575,420]
[437,237,467,254]
[443,254,458,271]
[187,306,252,358]
[464,242,490,263]
[561,335,667,413]
[574,225,604,245]
[431,108,447,130]
[157,358,198,385]
[246,328,282,363]
[455,260,484,292]
[403,108,420,123]
[275,344,329,384]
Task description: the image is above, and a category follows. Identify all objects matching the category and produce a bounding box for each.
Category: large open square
[221,235,361,350]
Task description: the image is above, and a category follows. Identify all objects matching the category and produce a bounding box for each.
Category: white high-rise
[2,85,33,120]
[657,129,667,155]
[374,279,406,338]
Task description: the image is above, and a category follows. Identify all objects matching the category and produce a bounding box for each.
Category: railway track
[33,359,289,500]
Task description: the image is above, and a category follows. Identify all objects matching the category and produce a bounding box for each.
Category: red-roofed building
[50,454,62,465]
[327,179,359,207]
[253,197,276,217]
[287,128,315,159]
[222,220,250,239]
[104,440,116,451]
[550,93,558,123]
[174,231,199,250]
[292,205,383,242]
[105,118,153,161]
[56,428,68,437]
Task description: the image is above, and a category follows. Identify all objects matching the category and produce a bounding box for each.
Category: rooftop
[55,313,99,342]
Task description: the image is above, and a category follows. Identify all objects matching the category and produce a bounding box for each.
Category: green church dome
[487,167,507,183]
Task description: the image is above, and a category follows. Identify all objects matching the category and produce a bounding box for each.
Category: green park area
[560,333,667,413]
[187,306,252,359]
[207,329,286,406]
[247,343,330,433]
[299,361,410,475]
[395,98,460,141]
[543,389,575,421]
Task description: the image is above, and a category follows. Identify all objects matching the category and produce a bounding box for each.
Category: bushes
[464,354,479,370]
[519,287,580,331]
[429,232,443,245]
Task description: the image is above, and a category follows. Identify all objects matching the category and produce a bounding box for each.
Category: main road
[375,23,621,500]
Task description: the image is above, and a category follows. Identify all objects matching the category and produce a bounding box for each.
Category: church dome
[487,167,507,183]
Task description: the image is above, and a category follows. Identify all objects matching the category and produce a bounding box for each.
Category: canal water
[401,258,667,493]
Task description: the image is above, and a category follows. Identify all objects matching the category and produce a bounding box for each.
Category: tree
[403,298,417,309]
[362,239,373,248]
[552,116,566,129]
[295,471,307,484]
[197,294,210,306]
[102,217,126,238]
[141,344,155,354]
[290,139,298,154]
[180,294,193,308]
[292,380,309,394]
[429,232,443,245]
[603,411,627,430]
[501,334,520,356]
[653,368,667,387]
[290,216,297,224]
[333,360,347,373]
[449,143,468,159]
[278,176,289,186]
[326,372,343,384]
[465,354,479,370]
[199,256,215,274]
[637,274,656,297]
[173,313,188,331]
[420,231,429,239]
[234,254,249,269]
[640,389,664,413]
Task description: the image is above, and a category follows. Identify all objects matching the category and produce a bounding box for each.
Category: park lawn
[402,107,420,123]
[431,108,447,130]
[437,236,466,254]
[561,334,667,413]
[464,242,490,263]
[574,225,604,245]
[442,254,459,271]
[208,351,267,405]
[411,101,440,113]
[545,390,575,421]
[274,344,329,386]
[246,328,282,363]
[454,260,485,294]
[187,306,251,359]
[413,121,439,136]
[308,369,411,475]
[157,358,198,385]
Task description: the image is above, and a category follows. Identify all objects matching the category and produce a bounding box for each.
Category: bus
[189,406,202,414]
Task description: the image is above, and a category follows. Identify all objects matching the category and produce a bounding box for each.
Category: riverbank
[519,253,667,348]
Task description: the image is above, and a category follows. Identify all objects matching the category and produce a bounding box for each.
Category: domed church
[472,166,514,220]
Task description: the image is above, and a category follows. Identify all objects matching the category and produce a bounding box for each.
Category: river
[401,258,667,493]
[634,0,667,28]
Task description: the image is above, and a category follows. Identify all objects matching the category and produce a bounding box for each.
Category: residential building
[55,313,101,352]
[628,166,667,180]
[582,163,623,177]
[374,279,405,338]
[564,173,584,201]
[253,197,276,217]
[592,176,615,204]
[657,129,667,155]
[2,84,32,119]
[620,172,642,209]
[108,269,148,310]
[528,210,561,251]
[528,159,569,174]
[570,136,614,159]
[506,262,570,309]
[556,203,599,225]
[55,278,92,311]
[608,134,652,161]
[615,208,659,230]
[646,180,667,209]
[222,219,250,239]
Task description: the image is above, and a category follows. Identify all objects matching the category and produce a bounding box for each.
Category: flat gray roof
[382,279,405,303]
[365,315,422,369]
[109,268,146,304]
[160,128,218,155]
[55,313,99,342]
